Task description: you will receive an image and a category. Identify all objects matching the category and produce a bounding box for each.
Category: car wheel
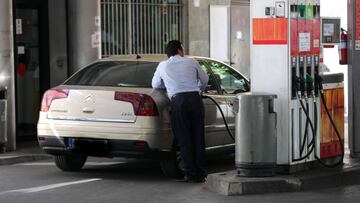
[54,154,87,171]
[160,149,185,178]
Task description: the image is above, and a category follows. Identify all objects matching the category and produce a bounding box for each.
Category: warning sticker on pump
[356,40,360,50]
[299,32,311,52]
[313,39,320,48]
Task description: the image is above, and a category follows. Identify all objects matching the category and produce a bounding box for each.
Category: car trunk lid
[45,88,157,123]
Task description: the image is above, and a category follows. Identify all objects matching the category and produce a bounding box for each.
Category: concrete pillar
[67,0,101,73]
[347,0,360,157]
[49,0,68,87]
[0,0,16,151]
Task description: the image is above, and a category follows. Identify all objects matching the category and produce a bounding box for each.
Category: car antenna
[136,54,141,59]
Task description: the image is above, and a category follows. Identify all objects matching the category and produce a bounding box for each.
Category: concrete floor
[0,121,354,202]
[0,156,359,203]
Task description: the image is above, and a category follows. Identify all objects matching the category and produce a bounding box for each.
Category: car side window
[198,60,220,94]
[207,61,250,94]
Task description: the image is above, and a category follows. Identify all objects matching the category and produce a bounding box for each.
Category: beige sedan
[37,55,250,177]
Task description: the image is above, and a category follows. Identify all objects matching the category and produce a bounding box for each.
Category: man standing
[152,40,209,182]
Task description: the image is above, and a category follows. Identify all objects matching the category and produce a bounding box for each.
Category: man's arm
[152,64,166,89]
[194,61,209,91]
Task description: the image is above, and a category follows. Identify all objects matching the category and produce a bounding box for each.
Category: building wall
[186,0,231,57]
[184,0,250,78]
[0,0,16,150]
[230,2,250,78]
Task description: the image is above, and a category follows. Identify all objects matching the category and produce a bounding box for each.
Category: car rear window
[65,61,159,87]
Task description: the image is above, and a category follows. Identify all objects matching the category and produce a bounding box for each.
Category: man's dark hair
[166,40,183,57]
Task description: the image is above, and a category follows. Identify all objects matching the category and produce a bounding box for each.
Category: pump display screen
[321,18,341,45]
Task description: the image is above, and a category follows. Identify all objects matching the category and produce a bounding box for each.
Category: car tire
[54,154,87,171]
[160,149,185,178]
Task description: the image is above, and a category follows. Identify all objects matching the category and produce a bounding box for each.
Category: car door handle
[82,107,95,114]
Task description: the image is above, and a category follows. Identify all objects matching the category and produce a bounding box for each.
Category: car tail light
[38,136,46,141]
[41,89,69,112]
[134,141,148,148]
[114,92,159,116]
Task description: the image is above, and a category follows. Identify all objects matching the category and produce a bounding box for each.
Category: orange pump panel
[253,18,288,45]
[320,88,345,159]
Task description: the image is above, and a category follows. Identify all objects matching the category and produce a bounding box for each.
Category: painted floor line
[0,156,20,159]
[14,162,125,166]
[0,178,102,194]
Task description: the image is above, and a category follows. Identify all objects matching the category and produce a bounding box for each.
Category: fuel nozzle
[306,74,314,97]
[292,75,301,97]
[292,74,301,99]
[299,75,306,97]
[314,73,323,96]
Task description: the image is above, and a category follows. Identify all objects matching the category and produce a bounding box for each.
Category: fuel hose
[313,91,344,168]
[292,75,344,167]
[201,95,235,141]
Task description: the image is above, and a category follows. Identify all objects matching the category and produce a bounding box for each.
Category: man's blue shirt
[152,55,209,98]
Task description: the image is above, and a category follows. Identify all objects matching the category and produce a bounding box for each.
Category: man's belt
[171,91,200,99]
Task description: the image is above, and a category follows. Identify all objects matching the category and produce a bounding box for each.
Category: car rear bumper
[38,136,172,160]
[37,116,173,150]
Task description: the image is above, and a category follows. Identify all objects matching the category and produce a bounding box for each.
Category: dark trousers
[171,92,206,178]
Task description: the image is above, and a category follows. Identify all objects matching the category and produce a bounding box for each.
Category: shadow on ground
[55,154,236,182]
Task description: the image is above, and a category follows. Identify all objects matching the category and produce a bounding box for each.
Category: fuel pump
[249,0,344,173]
[203,69,344,168]
[293,73,344,167]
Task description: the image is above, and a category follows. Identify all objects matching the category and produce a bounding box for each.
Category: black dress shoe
[192,176,206,183]
[175,176,192,182]
[175,176,206,183]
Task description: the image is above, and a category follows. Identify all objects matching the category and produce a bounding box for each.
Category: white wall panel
[210,5,230,62]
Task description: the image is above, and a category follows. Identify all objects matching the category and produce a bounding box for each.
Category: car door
[197,60,228,148]
[205,60,250,145]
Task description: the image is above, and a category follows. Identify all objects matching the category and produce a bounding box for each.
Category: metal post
[0,0,15,151]
[124,2,128,54]
[128,0,132,54]
[111,0,115,55]
[155,1,159,53]
[107,0,111,56]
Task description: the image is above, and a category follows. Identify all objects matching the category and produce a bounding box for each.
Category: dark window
[207,61,250,94]
[198,60,219,94]
[65,61,158,87]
